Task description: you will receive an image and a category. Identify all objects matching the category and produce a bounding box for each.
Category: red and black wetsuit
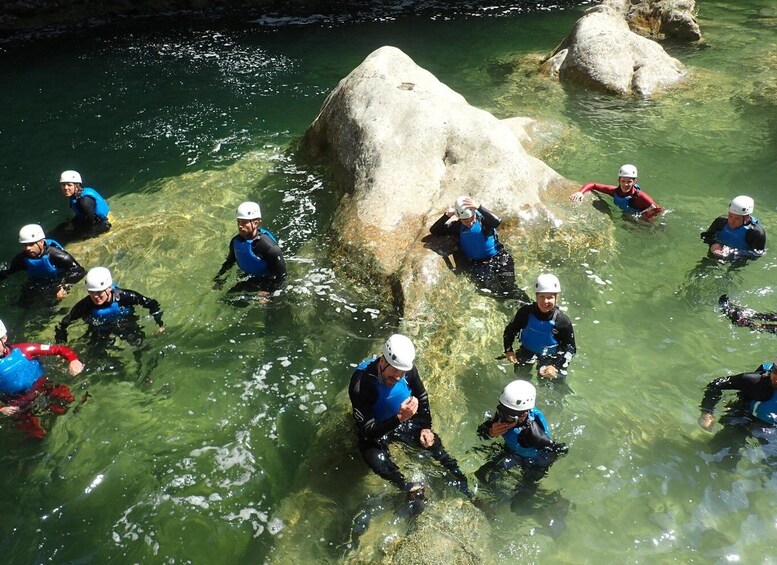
[578,183,663,217]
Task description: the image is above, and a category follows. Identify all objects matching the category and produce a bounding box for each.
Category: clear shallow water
[1,1,777,563]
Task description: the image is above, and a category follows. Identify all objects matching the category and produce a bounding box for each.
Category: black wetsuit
[56,287,164,345]
[429,206,525,300]
[214,233,286,291]
[503,303,576,375]
[0,245,85,295]
[700,366,775,415]
[348,358,470,495]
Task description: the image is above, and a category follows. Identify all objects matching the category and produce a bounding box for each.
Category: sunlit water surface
[1,1,777,562]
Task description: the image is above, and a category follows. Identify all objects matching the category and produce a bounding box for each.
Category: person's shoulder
[554,307,573,322]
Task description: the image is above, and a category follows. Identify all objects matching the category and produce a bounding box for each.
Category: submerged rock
[542,5,686,97]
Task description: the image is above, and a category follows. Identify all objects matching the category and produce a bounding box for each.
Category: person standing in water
[214,201,286,296]
[503,274,576,380]
[701,195,766,260]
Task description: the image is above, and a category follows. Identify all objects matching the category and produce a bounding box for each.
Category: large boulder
[300,45,570,312]
[602,0,701,41]
[542,5,686,97]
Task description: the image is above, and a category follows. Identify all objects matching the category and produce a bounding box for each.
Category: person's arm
[348,367,401,440]
[47,247,86,286]
[699,372,761,413]
[632,190,663,214]
[214,238,237,284]
[0,254,26,282]
[477,206,502,230]
[75,195,99,225]
[252,236,287,285]
[701,216,727,245]
[429,213,458,236]
[570,183,618,203]
[405,368,432,428]
[503,305,530,353]
[55,299,91,343]
[118,288,164,327]
[518,420,568,453]
[744,223,766,257]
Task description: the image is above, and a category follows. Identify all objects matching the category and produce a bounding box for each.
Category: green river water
[1,1,777,563]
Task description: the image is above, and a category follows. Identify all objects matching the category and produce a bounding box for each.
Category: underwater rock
[542,5,686,97]
[300,45,571,311]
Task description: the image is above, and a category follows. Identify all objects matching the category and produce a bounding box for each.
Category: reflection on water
[0,0,777,563]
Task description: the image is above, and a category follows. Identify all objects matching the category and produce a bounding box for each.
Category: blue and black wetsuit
[0,241,85,295]
[56,286,163,344]
[215,230,286,291]
[503,303,576,377]
[348,357,470,496]
[430,206,525,300]
[66,186,111,238]
[475,408,567,486]
[701,215,766,258]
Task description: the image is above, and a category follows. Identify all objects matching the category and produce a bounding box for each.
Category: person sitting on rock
[0,224,85,304]
[429,196,528,300]
[569,164,663,222]
[701,195,765,260]
[348,334,472,514]
[0,318,84,439]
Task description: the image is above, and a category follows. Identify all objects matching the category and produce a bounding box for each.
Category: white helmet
[618,164,638,178]
[381,334,416,372]
[499,380,536,411]
[728,195,754,216]
[85,267,113,292]
[0,319,6,339]
[454,196,475,220]
[60,170,82,184]
[236,201,262,220]
[535,273,561,294]
[18,224,45,244]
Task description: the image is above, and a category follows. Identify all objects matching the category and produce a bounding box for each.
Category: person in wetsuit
[476,380,568,491]
[0,318,84,438]
[569,164,663,222]
[503,273,576,380]
[719,294,777,334]
[699,359,777,430]
[348,334,472,511]
[0,224,85,302]
[53,170,111,241]
[429,196,528,301]
[701,195,765,260]
[214,201,286,297]
[56,266,164,346]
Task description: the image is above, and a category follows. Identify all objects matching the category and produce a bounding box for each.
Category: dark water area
[1,0,777,563]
